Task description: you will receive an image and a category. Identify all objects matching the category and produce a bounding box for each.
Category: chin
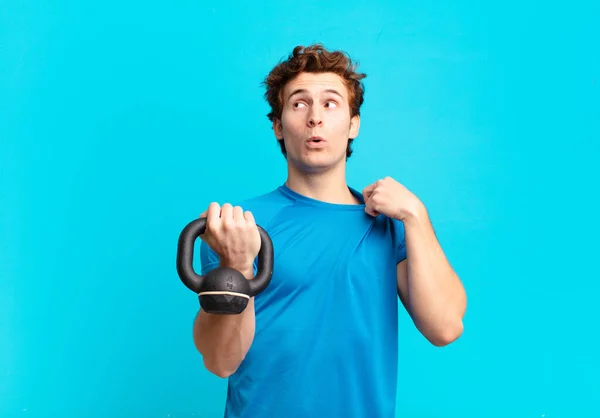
[290,152,344,173]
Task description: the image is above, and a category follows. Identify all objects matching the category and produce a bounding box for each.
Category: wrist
[399,202,428,225]
[220,260,254,278]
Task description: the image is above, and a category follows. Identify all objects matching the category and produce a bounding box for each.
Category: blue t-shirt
[200,184,407,418]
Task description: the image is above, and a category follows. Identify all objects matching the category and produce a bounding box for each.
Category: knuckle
[234,206,244,219]
[205,221,218,234]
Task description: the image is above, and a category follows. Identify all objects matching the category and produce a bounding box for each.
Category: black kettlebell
[176,217,274,315]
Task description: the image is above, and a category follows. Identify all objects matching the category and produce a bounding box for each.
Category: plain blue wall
[2,0,599,417]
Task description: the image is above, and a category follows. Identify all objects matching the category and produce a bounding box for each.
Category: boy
[193,44,467,417]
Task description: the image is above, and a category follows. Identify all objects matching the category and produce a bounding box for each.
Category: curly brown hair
[262,44,367,159]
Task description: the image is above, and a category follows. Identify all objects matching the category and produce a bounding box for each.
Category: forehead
[284,72,348,98]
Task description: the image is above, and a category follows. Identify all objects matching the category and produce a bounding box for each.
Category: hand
[199,202,261,272]
[362,176,425,221]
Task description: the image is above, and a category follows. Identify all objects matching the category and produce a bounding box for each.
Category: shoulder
[387,217,407,263]
[388,217,406,239]
[234,188,285,211]
[231,187,292,228]
[369,215,407,263]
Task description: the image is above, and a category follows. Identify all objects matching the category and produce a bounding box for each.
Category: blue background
[1,0,599,417]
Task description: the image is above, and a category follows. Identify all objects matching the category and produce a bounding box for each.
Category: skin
[194,71,467,378]
[273,72,361,205]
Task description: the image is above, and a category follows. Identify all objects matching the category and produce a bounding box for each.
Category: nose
[307,103,323,127]
[308,116,323,127]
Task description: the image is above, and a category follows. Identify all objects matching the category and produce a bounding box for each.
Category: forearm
[403,207,466,345]
[193,266,256,377]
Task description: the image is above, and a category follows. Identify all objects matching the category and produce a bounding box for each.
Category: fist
[199,202,261,272]
[362,176,424,220]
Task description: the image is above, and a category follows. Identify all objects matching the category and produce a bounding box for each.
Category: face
[273,72,360,173]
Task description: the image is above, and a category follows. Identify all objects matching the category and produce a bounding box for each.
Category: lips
[307,136,325,143]
[306,136,326,149]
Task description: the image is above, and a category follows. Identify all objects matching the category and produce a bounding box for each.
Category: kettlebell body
[197,266,252,314]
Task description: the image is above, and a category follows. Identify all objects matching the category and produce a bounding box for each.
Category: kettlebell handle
[176,217,274,296]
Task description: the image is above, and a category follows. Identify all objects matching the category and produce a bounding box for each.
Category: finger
[206,202,221,222]
[202,202,221,237]
[206,202,221,224]
[221,203,234,222]
[364,204,379,217]
[243,210,255,224]
[232,206,244,222]
[362,183,377,197]
[199,210,208,218]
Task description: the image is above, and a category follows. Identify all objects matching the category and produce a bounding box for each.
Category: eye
[294,102,307,108]
[325,101,338,108]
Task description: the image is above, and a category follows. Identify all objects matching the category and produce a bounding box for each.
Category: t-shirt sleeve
[392,218,407,264]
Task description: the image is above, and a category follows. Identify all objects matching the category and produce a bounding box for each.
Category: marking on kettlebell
[199,291,250,299]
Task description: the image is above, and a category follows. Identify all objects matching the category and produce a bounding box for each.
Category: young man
[192,44,467,417]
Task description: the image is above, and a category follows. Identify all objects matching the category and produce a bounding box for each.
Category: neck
[285,161,359,205]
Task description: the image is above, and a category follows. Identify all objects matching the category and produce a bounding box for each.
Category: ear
[272,118,284,139]
[349,114,360,139]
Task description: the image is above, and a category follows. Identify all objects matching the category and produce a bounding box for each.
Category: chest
[256,212,397,303]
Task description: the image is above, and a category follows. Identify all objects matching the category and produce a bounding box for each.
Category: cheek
[282,113,305,136]
[329,114,351,134]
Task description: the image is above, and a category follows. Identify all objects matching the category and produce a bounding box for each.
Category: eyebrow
[287,88,344,101]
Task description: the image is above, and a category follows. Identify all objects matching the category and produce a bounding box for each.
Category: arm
[397,205,467,347]
[191,202,262,378]
[193,263,255,378]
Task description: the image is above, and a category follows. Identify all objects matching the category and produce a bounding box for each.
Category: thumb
[198,210,208,240]
[364,200,379,217]
[362,182,377,199]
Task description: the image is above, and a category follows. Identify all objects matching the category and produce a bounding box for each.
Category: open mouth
[308,136,324,143]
